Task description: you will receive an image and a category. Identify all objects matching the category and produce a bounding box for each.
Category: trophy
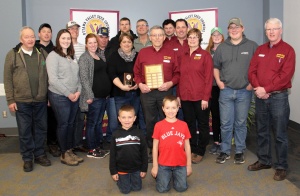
[124,73,133,86]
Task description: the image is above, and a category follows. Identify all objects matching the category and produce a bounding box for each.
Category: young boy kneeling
[109,105,148,194]
[151,95,192,193]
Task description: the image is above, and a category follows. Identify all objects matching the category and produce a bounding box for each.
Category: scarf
[118,48,136,62]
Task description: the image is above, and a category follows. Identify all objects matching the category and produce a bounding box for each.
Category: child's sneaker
[216,152,230,164]
[87,149,105,159]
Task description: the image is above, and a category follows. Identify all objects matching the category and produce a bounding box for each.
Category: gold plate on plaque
[144,64,164,89]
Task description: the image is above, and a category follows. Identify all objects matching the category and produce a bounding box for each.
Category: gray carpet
[0,140,299,195]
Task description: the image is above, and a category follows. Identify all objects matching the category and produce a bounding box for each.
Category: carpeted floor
[0,132,299,195]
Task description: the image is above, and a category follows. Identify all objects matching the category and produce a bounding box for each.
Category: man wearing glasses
[248,18,295,181]
[213,17,258,164]
[134,25,179,163]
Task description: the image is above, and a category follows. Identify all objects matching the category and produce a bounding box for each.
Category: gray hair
[19,26,35,39]
[264,18,282,29]
[136,19,148,26]
[149,25,164,35]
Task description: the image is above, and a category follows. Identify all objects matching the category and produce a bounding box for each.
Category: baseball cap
[66,21,80,29]
[211,27,223,35]
[97,27,109,37]
[228,17,243,27]
[39,23,52,32]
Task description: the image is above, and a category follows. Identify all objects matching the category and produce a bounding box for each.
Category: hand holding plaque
[144,64,164,89]
[124,73,133,86]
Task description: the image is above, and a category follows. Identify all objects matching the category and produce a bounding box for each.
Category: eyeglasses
[228,26,241,30]
[187,36,199,40]
[265,28,281,32]
[137,24,148,28]
[150,34,164,38]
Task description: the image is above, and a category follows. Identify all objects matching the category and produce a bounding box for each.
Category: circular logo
[187,18,203,31]
[86,19,106,34]
[185,15,206,33]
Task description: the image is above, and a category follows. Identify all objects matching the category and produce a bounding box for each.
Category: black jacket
[109,125,148,175]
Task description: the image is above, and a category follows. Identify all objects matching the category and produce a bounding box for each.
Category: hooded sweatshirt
[213,35,258,89]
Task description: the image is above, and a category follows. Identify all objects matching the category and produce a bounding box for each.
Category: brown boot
[192,155,203,164]
[61,151,79,166]
[69,149,84,163]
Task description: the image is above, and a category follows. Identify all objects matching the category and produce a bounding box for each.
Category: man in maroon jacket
[247,18,295,181]
[134,25,179,163]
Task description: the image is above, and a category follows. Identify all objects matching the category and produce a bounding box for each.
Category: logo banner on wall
[169,8,218,49]
[70,9,119,44]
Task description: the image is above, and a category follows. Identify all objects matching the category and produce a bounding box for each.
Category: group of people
[3,15,295,194]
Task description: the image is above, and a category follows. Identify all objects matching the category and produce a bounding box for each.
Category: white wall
[284,1,300,124]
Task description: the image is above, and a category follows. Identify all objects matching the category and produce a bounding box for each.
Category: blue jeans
[156,165,188,193]
[73,108,85,148]
[114,91,140,117]
[48,91,79,153]
[105,97,118,142]
[16,102,47,161]
[219,87,252,154]
[138,105,146,135]
[255,91,289,170]
[117,171,142,194]
[86,98,106,150]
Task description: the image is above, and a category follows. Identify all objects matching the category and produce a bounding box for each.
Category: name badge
[258,54,265,57]
[163,60,170,63]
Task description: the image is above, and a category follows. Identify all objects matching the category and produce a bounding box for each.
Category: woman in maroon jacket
[177,28,213,164]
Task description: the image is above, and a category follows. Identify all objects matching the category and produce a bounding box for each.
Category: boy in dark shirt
[109,105,148,194]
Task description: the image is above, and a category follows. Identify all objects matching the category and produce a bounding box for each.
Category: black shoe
[48,145,61,157]
[73,146,89,153]
[248,161,271,171]
[234,153,245,164]
[274,169,287,181]
[216,152,230,164]
[35,155,51,166]
[23,161,33,172]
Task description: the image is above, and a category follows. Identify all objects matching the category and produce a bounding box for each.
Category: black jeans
[140,89,172,148]
[210,86,221,143]
[47,106,58,145]
[181,100,210,156]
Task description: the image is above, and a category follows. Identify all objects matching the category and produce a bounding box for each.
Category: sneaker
[274,169,287,181]
[96,147,110,156]
[23,161,33,172]
[69,150,84,163]
[216,152,230,164]
[34,155,51,166]
[87,149,106,159]
[234,153,245,164]
[248,161,272,171]
[192,155,203,164]
[61,151,79,166]
[209,143,220,155]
